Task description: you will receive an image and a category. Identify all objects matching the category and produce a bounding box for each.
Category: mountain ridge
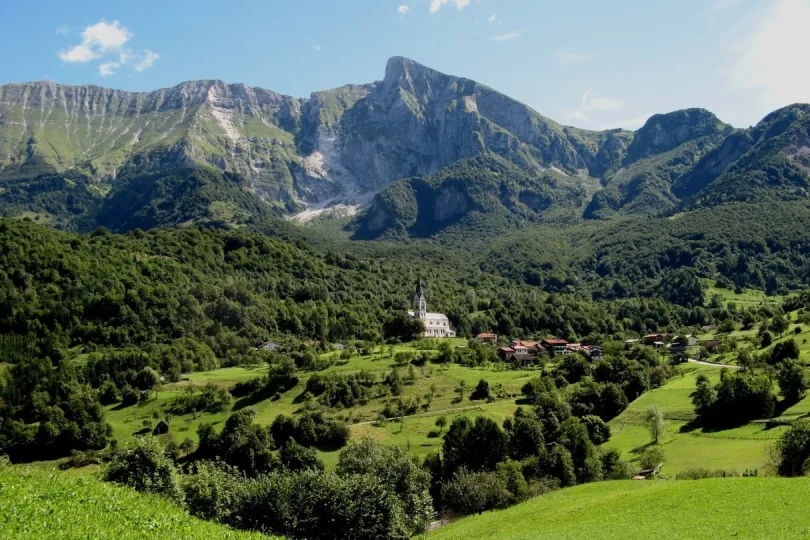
[1,57,809,235]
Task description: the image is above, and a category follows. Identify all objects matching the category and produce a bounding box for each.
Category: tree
[456,380,467,402]
[102,436,183,502]
[504,413,544,460]
[280,439,324,472]
[435,415,447,433]
[179,437,195,455]
[771,315,789,337]
[638,445,665,470]
[761,331,773,348]
[336,438,433,534]
[470,379,491,400]
[135,367,160,391]
[443,416,508,474]
[580,415,611,445]
[771,339,800,364]
[645,405,665,444]
[776,420,810,476]
[778,360,807,403]
[691,374,716,418]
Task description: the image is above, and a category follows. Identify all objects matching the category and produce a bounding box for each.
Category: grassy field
[0,465,274,539]
[427,477,810,540]
[602,363,794,475]
[104,341,539,467]
[703,279,788,308]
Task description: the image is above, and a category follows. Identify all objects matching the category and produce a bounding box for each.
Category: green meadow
[0,465,273,540]
[427,477,810,540]
[104,340,539,466]
[601,363,799,475]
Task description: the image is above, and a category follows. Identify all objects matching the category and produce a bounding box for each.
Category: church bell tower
[413,278,427,319]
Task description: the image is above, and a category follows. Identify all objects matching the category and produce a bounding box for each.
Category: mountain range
[1,56,809,237]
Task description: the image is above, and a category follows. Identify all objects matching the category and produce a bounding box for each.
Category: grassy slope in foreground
[0,466,275,540]
[428,478,810,540]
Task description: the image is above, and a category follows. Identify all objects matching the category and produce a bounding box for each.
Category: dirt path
[687,358,741,369]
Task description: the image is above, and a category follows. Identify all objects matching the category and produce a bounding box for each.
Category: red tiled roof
[499,347,515,353]
[542,339,568,345]
[477,333,497,338]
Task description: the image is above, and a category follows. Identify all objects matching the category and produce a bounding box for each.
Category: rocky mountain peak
[624,108,730,164]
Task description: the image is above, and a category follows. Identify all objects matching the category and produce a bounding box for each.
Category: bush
[676,468,735,480]
[121,385,139,406]
[102,436,183,502]
[580,415,611,445]
[638,446,665,470]
[470,379,491,401]
[599,448,633,480]
[231,470,414,540]
[441,469,511,516]
[135,367,160,390]
[776,419,810,476]
[280,440,324,472]
[97,380,121,405]
[336,438,433,534]
[181,461,245,521]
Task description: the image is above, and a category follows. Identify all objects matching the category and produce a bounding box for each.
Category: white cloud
[398,4,409,15]
[59,44,98,63]
[727,0,810,111]
[57,19,158,75]
[487,14,497,23]
[55,26,70,36]
[99,62,120,77]
[133,50,160,72]
[563,89,624,123]
[555,51,596,66]
[59,19,131,63]
[488,27,526,42]
[429,0,470,13]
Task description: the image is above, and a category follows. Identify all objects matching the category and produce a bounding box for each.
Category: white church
[408,278,456,338]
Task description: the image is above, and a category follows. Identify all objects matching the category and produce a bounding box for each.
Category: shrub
[181,461,245,521]
[638,446,665,470]
[280,440,324,472]
[776,419,810,476]
[470,379,491,400]
[600,448,633,480]
[97,380,121,405]
[121,385,139,406]
[337,438,433,534]
[441,469,511,516]
[102,436,183,502]
[580,415,611,445]
[135,367,160,390]
[676,468,735,480]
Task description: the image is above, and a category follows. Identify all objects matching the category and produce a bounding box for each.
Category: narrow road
[349,398,511,427]
[687,358,741,369]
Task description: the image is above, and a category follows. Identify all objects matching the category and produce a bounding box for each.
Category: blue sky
[1,0,807,130]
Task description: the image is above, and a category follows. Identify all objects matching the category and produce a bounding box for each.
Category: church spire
[413,277,427,318]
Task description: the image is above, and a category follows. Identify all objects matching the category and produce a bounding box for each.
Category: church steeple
[413,277,427,319]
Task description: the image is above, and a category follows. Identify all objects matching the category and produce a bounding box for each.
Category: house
[669,335,698,353]
[510,352,534,365]
[512,343,530,355]
[624,338,640,344]
[259,341,278,351]
[408,278,457,338]
[511,340,541,350]
[541,339,568,354]
[643,333,668,346]
[498,347,515,360]
[476,333,498,344]
[704,339,722,351]
[565,343,584,354]
[587,345,604,360]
